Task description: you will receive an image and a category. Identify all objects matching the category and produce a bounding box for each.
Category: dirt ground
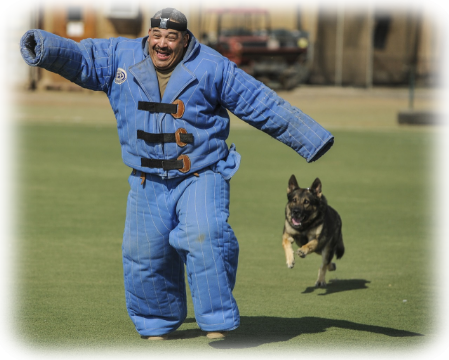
[11,85,441,130]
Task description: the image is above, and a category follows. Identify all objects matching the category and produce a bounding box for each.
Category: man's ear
[183,33,190,47]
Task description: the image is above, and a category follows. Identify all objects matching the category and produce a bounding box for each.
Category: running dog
[282,175,344,287]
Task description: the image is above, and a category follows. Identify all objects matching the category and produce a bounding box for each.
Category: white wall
[0,0,34,87]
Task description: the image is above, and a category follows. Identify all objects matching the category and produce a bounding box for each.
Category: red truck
[201,8,309,90]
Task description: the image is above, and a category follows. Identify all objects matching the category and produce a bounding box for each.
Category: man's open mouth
[156,48,171,61]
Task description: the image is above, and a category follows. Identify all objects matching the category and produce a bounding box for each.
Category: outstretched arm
[20,29,114,92]
[220,61,334,163]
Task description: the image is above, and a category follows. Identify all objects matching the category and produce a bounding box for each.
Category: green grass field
[13,88,439,357]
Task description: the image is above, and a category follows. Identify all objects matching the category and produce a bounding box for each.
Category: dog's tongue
[292,218,301,226]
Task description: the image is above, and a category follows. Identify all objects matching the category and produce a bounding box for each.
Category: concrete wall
[417,0,449,85]
[187,0,310,40]
[311,0,371,85]
[309,6,439,86]
[374,0,449,85]
[374,0,420,84]
[436,0,449,85]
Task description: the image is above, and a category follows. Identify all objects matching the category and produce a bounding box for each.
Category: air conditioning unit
[104,0,139,19]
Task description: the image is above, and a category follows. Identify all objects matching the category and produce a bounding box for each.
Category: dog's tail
[336,234,345,259]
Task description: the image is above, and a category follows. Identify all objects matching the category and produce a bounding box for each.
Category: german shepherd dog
[282,175,344,287]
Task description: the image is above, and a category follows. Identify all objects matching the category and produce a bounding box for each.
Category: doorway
[53,0,96,41]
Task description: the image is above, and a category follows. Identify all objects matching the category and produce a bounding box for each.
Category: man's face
[148,27,189,71]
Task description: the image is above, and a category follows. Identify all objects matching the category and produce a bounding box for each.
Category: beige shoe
[206,331,226,339]
[146,335,168,340]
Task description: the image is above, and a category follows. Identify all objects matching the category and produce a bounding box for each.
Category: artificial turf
[14,117,436,355]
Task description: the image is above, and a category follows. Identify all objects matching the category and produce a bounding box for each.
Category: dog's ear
[287,175,300,194]
[311,178,322,198]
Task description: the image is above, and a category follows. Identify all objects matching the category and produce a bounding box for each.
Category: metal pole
[335,5,344,86]
[307,0,317,68]
[409,63,415,110]
[366,6,374,88]
[409,12,422,110]
[429,0,440,85]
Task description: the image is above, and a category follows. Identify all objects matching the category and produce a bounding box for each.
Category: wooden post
[335,0,345,86]
[366,0,376,89]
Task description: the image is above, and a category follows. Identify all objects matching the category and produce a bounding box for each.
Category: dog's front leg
[282,234,295,268]
[296,239,318,258]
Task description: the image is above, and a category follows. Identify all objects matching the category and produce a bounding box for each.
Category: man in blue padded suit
[20,8,334,340]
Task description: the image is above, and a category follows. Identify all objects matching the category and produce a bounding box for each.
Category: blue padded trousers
[122,168,240,336]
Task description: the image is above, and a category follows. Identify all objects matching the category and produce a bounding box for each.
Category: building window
[67,7,82,21]
[373,13,391,49]
[67,6,84,37]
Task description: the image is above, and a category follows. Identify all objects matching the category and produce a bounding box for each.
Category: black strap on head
[151,8,187,31]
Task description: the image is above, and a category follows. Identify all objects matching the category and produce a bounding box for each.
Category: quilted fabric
[20,29,333,180]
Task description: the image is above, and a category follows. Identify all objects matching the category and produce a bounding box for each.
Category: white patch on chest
[114,68,127,84]
[307,223,323,242]
[285,220,300,235]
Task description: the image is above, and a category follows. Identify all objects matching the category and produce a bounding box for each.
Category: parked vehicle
[201,8,309,90]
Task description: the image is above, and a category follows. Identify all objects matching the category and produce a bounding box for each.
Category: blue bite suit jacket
[20,29,334,179]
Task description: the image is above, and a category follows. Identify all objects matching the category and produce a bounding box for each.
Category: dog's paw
[315,280,327,288]
[296,249,306,258]
[328,263,336,271]
[287,261,295,269]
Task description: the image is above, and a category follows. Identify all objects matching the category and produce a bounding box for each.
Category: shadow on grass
[302,279,371,295]
[205,316,423,349]
[162,318,205,340]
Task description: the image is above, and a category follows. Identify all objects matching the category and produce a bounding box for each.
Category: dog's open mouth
[291,216,303,226]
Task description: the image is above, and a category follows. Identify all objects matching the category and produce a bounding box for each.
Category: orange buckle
[177,154,191,173]
[172,99,185,119]
[175,128,188,147]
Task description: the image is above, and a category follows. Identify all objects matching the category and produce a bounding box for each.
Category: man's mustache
[154,46,172,53]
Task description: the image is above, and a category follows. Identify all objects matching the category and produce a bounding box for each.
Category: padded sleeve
[20,29,114,92]
[220,61,334,162]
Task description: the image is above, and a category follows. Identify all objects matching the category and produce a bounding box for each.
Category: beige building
[309,6,438,86]
[26,3,438,90]
[38,0,308,39]
[35,0,308,88]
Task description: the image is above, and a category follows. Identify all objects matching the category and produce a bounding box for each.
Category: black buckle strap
[137,130,193,144]
[150,9,187,32]
[141,158,184,170]
[150,18,187,31]
[138,101,178,114]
